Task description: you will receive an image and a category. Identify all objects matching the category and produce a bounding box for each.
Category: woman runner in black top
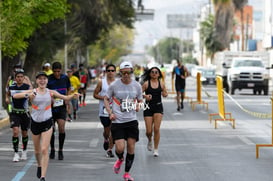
[142,67,168,157]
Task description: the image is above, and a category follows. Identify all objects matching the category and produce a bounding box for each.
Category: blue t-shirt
[47,74,71,111]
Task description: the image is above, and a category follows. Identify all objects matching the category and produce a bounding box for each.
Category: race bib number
[53,98,64,107]
[120,98,135,112]
[80,83,85,88]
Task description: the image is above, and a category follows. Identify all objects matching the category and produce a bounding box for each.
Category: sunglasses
[107,69,115,72]
[151,70,158,74]
[120,71,131,75]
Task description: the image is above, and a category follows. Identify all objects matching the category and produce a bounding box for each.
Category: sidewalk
[0,109,9,129]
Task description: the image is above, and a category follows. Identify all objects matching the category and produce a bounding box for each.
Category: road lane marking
[11,155,35,181]
[89,138,99,147]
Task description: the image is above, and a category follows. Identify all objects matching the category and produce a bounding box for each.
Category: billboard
[167,14,197,29]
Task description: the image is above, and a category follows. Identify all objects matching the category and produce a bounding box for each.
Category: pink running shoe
[113,159,123,174]
[123,173,134,181]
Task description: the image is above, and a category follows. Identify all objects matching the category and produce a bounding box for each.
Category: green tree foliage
[148,37,194,64]
[66,0,135,62]
[0,0,68,57]
[200,14,223,61]
[88,24,134,66]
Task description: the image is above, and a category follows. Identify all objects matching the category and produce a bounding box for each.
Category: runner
[5,64,32,114]
[93,64,116,158]
[104,61,143,181]
[172,59,189,111]
[142,67,168,157]
[47,62,71,160]
[5,69,31,162]
[66,69,81,120]
[13,71,79,181]
[78,63,89,107]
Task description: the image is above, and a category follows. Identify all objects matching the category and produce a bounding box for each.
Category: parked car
[191,66,205,77]
[201,68,216,85]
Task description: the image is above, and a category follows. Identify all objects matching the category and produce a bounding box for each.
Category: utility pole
[0,5,3,110]
[64,19,68,72]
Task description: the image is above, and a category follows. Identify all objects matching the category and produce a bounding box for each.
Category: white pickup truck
[227,57,270,95]
[214,51,271,95]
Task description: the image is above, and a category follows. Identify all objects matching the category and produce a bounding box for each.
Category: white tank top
[99,78,113,117]
[31,88,52,122]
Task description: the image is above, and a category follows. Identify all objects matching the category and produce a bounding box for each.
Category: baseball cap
[36,71,48,79]
[44,63,50,67]
[15,69,24,76]
[120,61,133,70]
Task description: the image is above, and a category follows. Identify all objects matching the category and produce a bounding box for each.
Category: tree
[148,37,195,64]
[0,1,68,108]
[212,0,248,50]
[200,14,223,63]
[88,24,134,66]
[66,0,135,65]
[0,0,68,57]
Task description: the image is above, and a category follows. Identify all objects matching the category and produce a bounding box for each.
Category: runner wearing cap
[12,71,79,181]
[43,63,53,76]
[104,61,143,181]
[6,69,31,162]
[5,65,33,114]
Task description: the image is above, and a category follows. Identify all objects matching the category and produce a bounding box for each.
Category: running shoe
[103,140,109,150]
[49,149,55,159]
[177,106,180,111]
[40,177,46,181]
[181,102,184,109]
[147,140,152,151]
[83,102,87,106]
[113,159,123,174]
[106,150,115,158]
[123,172,134,181]
[37,167,41,179]
[58,150,64,160]
[13,152,20,162]
[21,150,27,160]
[67,114,73,122]
[153,149,159,157]
[79,103,83,107]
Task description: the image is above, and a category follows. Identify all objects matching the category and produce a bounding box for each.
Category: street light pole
[0,5,3,110]
[64,19,68,72]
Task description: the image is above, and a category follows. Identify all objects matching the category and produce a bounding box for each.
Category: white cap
[44,63,50,67]
[120,61,133,70]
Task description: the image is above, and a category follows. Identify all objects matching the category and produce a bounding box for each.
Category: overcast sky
[132,0,262,52]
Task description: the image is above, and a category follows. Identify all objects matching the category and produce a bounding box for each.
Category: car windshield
[233,60,263,67]
[203,70,215,76]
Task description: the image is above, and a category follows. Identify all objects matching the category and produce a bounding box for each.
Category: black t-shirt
[9,83,30,109]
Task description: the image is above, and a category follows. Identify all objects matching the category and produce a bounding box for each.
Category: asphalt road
[1,76,273,181]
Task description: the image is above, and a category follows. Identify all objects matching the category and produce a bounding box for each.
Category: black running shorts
[31,118,53,135]
[111,120,139,142]
[143,102,163,117]
[10,112,30,131]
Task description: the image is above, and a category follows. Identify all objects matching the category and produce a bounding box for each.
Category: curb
[0,117,9,129]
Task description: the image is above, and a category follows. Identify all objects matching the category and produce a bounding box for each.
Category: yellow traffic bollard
[209,76,235,129]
